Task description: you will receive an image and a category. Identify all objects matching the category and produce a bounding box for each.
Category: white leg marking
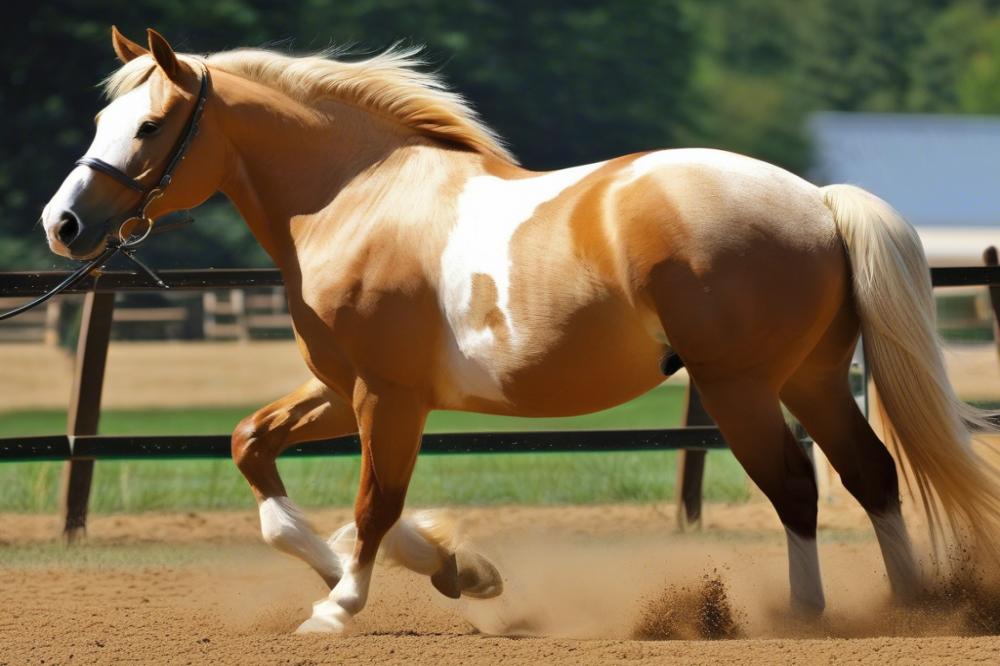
[259,496,342,584]
[323,513,501,602]
[297,560,375,634]
[381,512,452,575]
[327,520,358,558]
[327,513,449,576]
[784,527,825,612]
[868,510,922,601]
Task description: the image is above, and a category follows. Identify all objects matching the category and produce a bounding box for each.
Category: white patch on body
[783,527,825,612]
[439,161,605,402]
[259,496,342,583]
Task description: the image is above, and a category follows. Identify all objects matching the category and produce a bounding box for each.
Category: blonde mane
[104,46,515,163]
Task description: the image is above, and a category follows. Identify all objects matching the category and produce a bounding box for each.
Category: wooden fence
[0,286,291,344]
[0,256,999,541]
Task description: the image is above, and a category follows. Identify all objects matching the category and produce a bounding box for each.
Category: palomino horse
[42,28,1000,634]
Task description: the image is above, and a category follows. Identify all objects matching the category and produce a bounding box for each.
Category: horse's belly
[435,299,668,417]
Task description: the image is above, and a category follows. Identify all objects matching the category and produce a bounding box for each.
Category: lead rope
[0,245,121,322]
[0,214,191,322]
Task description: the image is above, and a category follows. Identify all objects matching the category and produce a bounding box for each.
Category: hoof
[295,600,353,635]
[456,548,503,599]
[431,552,462,599]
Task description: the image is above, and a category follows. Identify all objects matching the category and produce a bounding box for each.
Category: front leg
[231,377,357,588]
[298,379,426,634]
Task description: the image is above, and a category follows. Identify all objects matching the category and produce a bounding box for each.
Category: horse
[40,27,1000,634]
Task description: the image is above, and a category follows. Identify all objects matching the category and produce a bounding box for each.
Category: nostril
[56,211,81,246]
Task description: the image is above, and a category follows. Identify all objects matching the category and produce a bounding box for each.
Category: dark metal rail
[0,268,284,294]
[0,427,727,462]
[1,265,998,295]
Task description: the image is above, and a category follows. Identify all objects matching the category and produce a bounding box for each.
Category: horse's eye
[136,121,160,138]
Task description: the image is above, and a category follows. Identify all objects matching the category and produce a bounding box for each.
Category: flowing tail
[821,184,1000,561]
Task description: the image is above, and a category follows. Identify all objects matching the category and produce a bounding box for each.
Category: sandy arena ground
[2,332,999,663]
[3,501,1000,665]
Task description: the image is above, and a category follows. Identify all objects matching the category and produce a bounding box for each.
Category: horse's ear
[146,28,179,80]
[111,26,147,64]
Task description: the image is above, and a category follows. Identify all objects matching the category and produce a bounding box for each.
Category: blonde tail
[821,184,1000,560]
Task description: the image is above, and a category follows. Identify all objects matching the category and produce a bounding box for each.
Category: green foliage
[3,1,1000,269]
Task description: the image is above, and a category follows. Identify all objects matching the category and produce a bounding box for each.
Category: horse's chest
[288,267,441,390]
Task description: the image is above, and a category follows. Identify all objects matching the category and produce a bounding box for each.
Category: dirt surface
[4,502,1000,664]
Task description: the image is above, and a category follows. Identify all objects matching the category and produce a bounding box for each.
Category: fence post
[43,300,61,347]
[60,290,115,542]
[675,383,712,531]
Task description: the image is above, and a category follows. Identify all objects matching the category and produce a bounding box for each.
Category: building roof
[810,112,1000,229]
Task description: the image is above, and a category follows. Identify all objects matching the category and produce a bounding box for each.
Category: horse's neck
[218,84,428,266]
[220,97,508,288]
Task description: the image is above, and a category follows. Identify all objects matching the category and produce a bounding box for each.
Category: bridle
[77,66,210,249]
[0,66,211,322]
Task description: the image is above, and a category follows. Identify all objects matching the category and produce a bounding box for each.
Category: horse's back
[433,148,847,412]
[619,149,849,383]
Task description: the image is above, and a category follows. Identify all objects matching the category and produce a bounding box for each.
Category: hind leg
[696,379,825,614]
[327,512,503,599]
[231,378,357,588]
[782,361,922,602]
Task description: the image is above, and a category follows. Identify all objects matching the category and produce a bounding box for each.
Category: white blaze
[42,83,154,245]
[86,82,154,168]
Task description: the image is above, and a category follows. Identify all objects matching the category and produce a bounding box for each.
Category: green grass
[0,385,751,512]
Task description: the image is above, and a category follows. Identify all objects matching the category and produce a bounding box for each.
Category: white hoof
[295,599,354,635]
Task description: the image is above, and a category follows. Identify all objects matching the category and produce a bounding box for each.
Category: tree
[1,0,696,268]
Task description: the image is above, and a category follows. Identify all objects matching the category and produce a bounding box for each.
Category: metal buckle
[118,216,154,247]
[117,188,164,248]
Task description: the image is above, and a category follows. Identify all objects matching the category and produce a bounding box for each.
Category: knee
[230,416,258,470]
[231,413,286,471]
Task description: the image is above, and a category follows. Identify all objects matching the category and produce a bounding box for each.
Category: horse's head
[42,27,226,260]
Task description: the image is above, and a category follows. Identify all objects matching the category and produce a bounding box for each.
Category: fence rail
[0,427,728,462]
[1,256,998,539]
[2,265,999,293]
